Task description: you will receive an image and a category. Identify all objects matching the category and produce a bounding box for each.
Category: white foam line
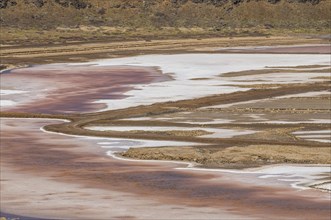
[1,117,70,123]
[0,100,17,107]
[297,135,331,138]
[4,117,330,192]
[305,139,331,143]
[0,89,28,95]
[110,148,330,192]
[40,126,117,140]
[253,120,331,124]
[2,117,200,147]
[177,164,331,174]
[31,119,331,182]
[177,166,331,190]
[98,142,122,145]
[1,117,106,140]
[41,125,202,167]
[290,183,308,190]
[175,167,260,174]
[106,150,196,167]
[293,130,331,134]
[265,178,308,190]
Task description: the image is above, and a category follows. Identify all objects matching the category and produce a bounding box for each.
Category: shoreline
[1,117,330,220]
[3,117,331,192]
[1,42,330,219]
[2,116,329,172]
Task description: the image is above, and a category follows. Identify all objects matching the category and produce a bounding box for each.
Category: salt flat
[84,53,330,110]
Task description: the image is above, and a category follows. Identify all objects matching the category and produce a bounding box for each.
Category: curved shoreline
[1,117,330,220]
[1,46,331,219]
[3,117,331,193]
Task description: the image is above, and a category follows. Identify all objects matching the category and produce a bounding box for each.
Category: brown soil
[218,44,331,54]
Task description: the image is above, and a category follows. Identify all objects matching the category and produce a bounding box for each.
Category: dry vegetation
[1,0,330,47]
[2,0,330,29]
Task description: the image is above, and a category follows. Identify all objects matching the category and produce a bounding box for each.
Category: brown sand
[218,44,331,54]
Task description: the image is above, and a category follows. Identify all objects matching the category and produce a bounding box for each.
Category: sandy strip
[85,125,257,139]
[216,44,331,54]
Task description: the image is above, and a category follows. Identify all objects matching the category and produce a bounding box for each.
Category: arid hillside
[1,0,330,29]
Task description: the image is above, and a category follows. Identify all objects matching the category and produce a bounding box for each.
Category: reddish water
[1,64,170,113]
[1,118,330,219]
